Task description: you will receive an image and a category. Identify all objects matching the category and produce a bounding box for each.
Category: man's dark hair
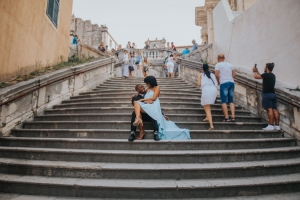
[266,63,275,72]
[170,54,173,57]
[144,76,158,88]
[135,84,142,91]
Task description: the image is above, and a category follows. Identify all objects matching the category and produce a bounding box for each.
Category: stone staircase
[0,77,300,199]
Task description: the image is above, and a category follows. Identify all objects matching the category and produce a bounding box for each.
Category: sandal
[203,118,209,122]
[230,118,236,122]
[222,118,230,122]
[136,131,145,140]
[208,127,214,131]
[133,118,143,127]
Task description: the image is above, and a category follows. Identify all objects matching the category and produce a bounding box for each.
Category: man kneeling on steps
[128,84,169,142]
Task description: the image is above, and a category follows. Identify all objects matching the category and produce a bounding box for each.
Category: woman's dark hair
[266,63,275,71]
[170,54,173,57]
[202,64,211,78]
[144,76,158,88]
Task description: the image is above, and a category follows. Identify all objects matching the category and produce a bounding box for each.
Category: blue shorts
[262,93,277,110]
[220,82,235,104]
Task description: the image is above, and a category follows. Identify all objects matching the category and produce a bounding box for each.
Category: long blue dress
[138,90,191,140]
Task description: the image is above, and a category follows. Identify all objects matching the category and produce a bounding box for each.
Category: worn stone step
[45,107,247,115]
[0,138,293,150]
[11,129,283,139]
[62,97,210,104]
[100,82,193,87]
[94,85,197,90]
[0,173,299,198]
[35,114,262,123]
[52,103,248,113]
[0,158,299,180]
[0,146,300,163]
[80,89,202,95]
[72,94,219,100]
[23,121,268,130]
[1,193,300,200]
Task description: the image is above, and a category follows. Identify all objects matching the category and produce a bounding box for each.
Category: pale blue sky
[72,0,205,48]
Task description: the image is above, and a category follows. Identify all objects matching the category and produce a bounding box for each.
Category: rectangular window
[46,0,60,27]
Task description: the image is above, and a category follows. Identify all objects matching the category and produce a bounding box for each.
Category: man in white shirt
[215,54,236,122]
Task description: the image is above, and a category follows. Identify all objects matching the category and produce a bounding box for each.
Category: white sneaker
[274,125,281,131]
[262,124,275,131]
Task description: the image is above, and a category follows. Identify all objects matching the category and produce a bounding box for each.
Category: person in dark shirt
[253,63,280,131]
[128,84,169,142]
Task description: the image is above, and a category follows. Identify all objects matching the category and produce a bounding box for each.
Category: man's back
[215,62,234,84]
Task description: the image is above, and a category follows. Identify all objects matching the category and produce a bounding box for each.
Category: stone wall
[178,59,300,144]
[0,58,115,136]
[0,0,73,82]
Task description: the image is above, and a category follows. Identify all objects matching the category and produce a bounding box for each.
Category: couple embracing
[128,76,191,141]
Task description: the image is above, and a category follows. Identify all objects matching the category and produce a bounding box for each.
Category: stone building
[145,38,167,49]
[70,15,118,50]
[0,0,73,82]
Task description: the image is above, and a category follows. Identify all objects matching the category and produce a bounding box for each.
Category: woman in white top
[198,64,218,130]
[142,57,151,77]
[167,55,175,79]
[135,50,143,77]
[122,49,129,78]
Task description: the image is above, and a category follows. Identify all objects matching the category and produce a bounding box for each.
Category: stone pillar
[206,6,215,44]
[200,22,208,44]
[101,25,108,46]
[237,0,244,11]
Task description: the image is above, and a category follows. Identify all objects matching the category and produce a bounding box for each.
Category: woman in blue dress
[133,76,191,140]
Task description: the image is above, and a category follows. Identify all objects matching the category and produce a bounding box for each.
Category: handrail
[0,58,115,107]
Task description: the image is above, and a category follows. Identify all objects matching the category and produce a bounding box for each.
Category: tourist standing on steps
[198,64,218,130]
[135,50,143,77]
[167,55,175,79]
[72,35,80,45]
[132,42,136,49]
[98,42,106,53]
[117,44,122,50]
[126,41,132,49]
[215,54,236,122]
[128,53,135,77]
[192,39,198,51]
[163,57,168,78]
[122,49,129,78]
[253,63,281,131]
[144,42,150,58]
[171,42,176,51]
[142,57,150,77]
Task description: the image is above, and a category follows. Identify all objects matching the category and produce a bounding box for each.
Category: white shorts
[167,62,174,73]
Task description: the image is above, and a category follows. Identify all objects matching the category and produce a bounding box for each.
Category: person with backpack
[198,64,218,130]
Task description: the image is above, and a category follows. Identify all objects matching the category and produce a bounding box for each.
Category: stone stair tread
[1,193,300,200]
[1,146,299,154]
[0,173,300,189]
[0,157,300,171]
[49,107,247,111]
[1,137,292,143]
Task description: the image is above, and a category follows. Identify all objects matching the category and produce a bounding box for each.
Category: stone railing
[177,58,300,143]
[69,42,110,59]
[0,57,116,136]
[181,44,214,64]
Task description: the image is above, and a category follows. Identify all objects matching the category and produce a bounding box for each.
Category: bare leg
[136,123,145,139]
[267,108,275,125]
[229,103,235,119]
[204,105,214,130]
[134,101,142,123]
[221,103,229,119]
[273,109,280,125]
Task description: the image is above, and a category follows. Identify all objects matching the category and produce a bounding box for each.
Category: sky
[72,0,205,48]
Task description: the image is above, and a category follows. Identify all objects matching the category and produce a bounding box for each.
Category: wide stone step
[0,173,300,198]
[0,138,293,150]
[94,85,197,90]
[0,158,299,180]
[81,88,201,95]
[46,107,247,115]
[11,129,283,139]
[62,97,211,104]
[73,92,204,99]
[100,82,193,87]
[34,114,262,122]
[22,121,267,130]
[0,146,300,163]
[52,104,249,113]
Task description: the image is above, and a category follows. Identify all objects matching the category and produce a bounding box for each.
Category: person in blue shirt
[182,47,190,55]
[192,39,198,51]
[72,35,80,44]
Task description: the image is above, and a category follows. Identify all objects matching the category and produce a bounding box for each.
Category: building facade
[0,0,73,82]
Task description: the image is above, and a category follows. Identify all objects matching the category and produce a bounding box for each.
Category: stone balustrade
[182,44,214,64]
[177,58,300,143]
[0,58,116,136]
